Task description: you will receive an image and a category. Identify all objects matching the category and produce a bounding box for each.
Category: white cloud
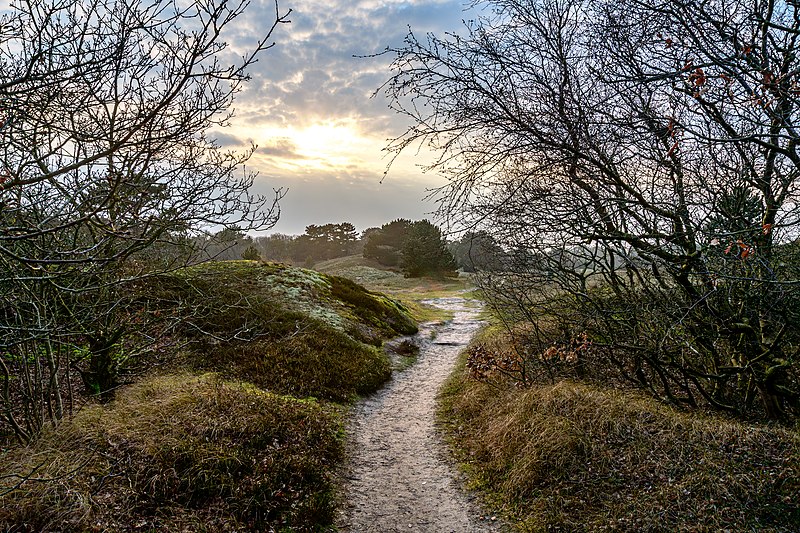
[230,0,472,135]
[212,0,476,234]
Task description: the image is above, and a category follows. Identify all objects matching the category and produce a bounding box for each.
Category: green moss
[326,274,418,341]
[151,261,416,340]
[203,318,392,402]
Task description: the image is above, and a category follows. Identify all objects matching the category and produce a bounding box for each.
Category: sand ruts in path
[338,297,505,533]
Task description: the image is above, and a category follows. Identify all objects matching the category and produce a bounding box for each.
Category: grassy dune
[315,254,472,322]
[2,374,343,531]
[1,260,417,531]
[151,261,417,401]
[440,333,800,532]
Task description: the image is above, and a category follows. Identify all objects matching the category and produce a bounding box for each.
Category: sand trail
[337,298,505,533]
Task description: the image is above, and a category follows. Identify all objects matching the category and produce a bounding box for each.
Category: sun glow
[248,120,378,172]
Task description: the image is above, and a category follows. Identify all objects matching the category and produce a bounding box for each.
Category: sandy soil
[337,297,506,533]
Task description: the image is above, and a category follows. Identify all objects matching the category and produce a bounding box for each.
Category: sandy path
[337,297,505,533]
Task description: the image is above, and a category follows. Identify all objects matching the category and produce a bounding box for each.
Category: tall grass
[440,348,800,532]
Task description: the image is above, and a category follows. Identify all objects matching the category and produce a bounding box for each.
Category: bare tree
[385,0,800,419]
[0,0,289,442]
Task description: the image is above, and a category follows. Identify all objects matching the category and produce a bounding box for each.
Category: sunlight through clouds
[0,0,467,234]
[220,0,473,233]
[257,121,373,170]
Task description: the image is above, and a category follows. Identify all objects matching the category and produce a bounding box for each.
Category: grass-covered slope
[1,374,343,531]
[150,260,417,401]
[1,260,417,531]
[165,260,417,342]
[440,340,800,532]
[315,254,471,322]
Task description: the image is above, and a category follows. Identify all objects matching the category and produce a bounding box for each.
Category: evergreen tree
[363,219,413,266]
[241,245,261,261]
[293,222,360,262]
[449,231,505,272]
[401,220,457,278]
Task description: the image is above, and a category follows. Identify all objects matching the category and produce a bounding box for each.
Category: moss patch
[326,274,417,344]
[151,260,416,341]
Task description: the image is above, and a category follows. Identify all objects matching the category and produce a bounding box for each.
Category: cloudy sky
[215,0,476,235]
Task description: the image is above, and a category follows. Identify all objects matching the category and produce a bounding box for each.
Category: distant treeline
[197,222,362,265]
[197,219,505,276]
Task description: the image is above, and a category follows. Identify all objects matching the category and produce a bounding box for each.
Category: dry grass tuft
[440,353,800,532]
[1,373,343,532]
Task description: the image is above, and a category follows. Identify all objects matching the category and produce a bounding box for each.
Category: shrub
[327,274,418,341]
[204,319,392,402]
[240,245,261,261]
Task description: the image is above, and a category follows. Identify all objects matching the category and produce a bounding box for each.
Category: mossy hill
[149,261,418,401]
[1,260,417,531]
[314,254,473,322]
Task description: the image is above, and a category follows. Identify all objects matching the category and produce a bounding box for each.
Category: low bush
[476,272,800,421]
[204,318,392,402]
[327,274,418,343]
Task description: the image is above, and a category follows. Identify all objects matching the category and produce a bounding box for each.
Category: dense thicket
[386,0,800,420]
